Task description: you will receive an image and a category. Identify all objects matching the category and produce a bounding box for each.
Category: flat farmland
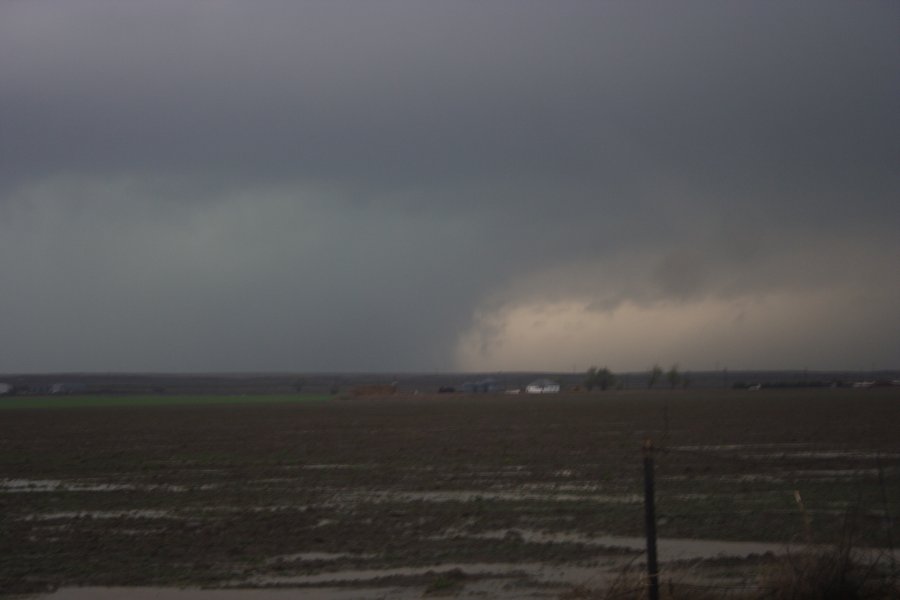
[1,389,898,598]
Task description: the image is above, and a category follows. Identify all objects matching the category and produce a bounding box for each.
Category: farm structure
[526,378,560,393]
[460,378,503,393]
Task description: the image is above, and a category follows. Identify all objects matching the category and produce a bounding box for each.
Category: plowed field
[2,389,898,598]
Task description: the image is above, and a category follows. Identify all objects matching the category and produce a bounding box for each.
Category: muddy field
[2,389,898,598]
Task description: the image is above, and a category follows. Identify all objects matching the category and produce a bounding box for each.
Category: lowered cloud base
[1,2,897,372]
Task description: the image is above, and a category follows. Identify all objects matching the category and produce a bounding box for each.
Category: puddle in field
[41,559,624,600]
[737,451,900,461]
[666,467,891,485]
[246,560,621,590]
[197,505,310,515]
[794,468,882,477]
[453,529,784,560]
[669,445,900,461]
[439,528,897,563]
[786,451,900,460]
[1,478,136,492]
[0,478,215,493]
[265,552,376,564]
[349,489,642,505]
[36,531,898,600]
[41,587,424,600]
[21,510,173,521]
[671,493,712,501]
[250,562,531,584]
[727,474,786,483]
[670,444,900,460]
[666,473,777,484]
[521,482,617,493]
[671,443,812,452]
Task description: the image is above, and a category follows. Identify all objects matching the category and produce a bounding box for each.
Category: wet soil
[1,389,898,597]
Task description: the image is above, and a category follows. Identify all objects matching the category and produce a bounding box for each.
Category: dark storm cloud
[1,1,898,371]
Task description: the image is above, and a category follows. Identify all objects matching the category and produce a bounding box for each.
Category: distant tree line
[583,363,693,391]
[650,363,690,389]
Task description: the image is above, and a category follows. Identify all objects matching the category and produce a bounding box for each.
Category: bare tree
[648,364,663,389]
[585,366,616,391]
[666,364,681,389]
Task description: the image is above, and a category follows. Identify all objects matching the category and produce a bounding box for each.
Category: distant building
[526,379,560,394]
[0,383,11,396]
[461,378,502,393]
[50,383,87,394]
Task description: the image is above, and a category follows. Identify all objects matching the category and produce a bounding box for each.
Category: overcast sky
[1,2,898,373]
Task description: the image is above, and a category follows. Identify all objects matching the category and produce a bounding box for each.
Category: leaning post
[642,438,660,600]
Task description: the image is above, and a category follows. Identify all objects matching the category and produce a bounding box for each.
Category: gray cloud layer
[1,2,898,372]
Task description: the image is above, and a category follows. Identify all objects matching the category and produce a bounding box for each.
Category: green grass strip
[0,394,330,409]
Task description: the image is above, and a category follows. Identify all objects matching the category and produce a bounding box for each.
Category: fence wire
[620,438,900,599]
